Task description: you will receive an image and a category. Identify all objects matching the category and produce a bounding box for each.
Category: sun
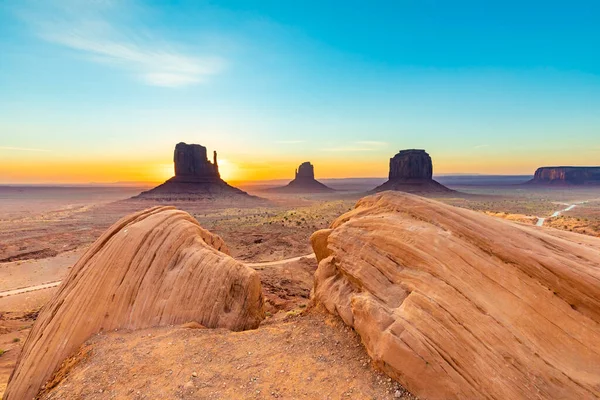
[217,159,238,181]
[157,163,174,181]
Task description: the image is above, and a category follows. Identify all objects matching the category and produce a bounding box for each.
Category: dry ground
[2,182,600,398]
[40,309,415,400]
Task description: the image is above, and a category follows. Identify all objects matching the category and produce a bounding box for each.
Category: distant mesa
[135,142,256,200]
[268,161,334,193]
[373,149,452,193]
[528,166,600,185]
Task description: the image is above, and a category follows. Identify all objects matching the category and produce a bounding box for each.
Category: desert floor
[1,181,600,397]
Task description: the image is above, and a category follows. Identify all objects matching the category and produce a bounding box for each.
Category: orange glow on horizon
[2,150,599,184]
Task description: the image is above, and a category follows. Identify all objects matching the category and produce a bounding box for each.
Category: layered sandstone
[311,191,600,400]
[269,162,333,193]
[373,150,451,193]
[5,207,264,400]
[136,142,256,200]
[529,166,600,185]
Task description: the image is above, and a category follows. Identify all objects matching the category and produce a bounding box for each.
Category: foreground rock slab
[5,206,264,400]
[311,191,600,400]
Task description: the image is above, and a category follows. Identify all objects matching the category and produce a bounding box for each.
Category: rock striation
[528,166,600,185]
[4,206,264,400]
[135,142,257,200]
[269,162,334,193]
[373,149,451,193]
[311,191,600,400]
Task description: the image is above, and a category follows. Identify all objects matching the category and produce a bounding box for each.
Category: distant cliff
[529,167,600,185]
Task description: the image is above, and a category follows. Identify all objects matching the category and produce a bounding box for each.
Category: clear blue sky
[1,0,599,182]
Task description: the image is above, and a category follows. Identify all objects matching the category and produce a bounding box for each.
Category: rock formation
[268,162,334,193]
[373,149,452,193]
[528,166,600,185]
[311,191,600,400]
[135,142,257,200]
[5,207,264,400]
[172,142,220,181]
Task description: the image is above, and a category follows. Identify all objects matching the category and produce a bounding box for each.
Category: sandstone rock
[5,206,264,400]
[269,162,334,193]
[173,142,220,180]
[373,150,451,193]
[311,191,600,399]
[134,142,260,201]
[296,162,315,180]
[388,149,432,180]
[529,166,600,185]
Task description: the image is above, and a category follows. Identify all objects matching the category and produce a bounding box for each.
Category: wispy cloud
[276,140,305,144]
[321,146,378,152]
[0,146,51,152]
[355,141,387,146]
[321,141,388,152]
[473,144,490,149]
[17,1,224,87]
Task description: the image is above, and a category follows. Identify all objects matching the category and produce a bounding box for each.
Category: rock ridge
[311,191,600,399]
[4,206,264,400]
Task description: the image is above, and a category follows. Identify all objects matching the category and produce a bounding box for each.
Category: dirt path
[0,254,316,298]
[536,200,593,226]
[245,253,315,268]
[0,281,62,298]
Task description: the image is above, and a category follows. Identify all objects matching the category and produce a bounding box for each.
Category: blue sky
[1,0,599,182]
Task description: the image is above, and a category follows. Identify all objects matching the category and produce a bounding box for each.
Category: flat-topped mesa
[389,149,433,180]
[172,142,220,182]
[529,166,600,185]
[373,149,452,193]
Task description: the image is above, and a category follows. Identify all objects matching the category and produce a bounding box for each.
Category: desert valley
[2,2,600,398]
[1,144,599,399]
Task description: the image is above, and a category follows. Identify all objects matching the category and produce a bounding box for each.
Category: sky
[1,0,599,183]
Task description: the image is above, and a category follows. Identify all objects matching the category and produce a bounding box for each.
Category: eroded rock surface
[4,206,264,400]
[311,191,600,400]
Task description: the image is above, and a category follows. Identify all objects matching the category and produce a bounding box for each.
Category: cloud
[321,147,378,152]
[0,146,51,152]
[321,141,388,152]
[18,1,224,87]
[473,144,490,149]
[355,141,387,146]
[276,140,305,144]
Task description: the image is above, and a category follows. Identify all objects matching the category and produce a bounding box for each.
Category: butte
[373,149,452,193]
[135,142,258,201]
[268,162,334,193]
